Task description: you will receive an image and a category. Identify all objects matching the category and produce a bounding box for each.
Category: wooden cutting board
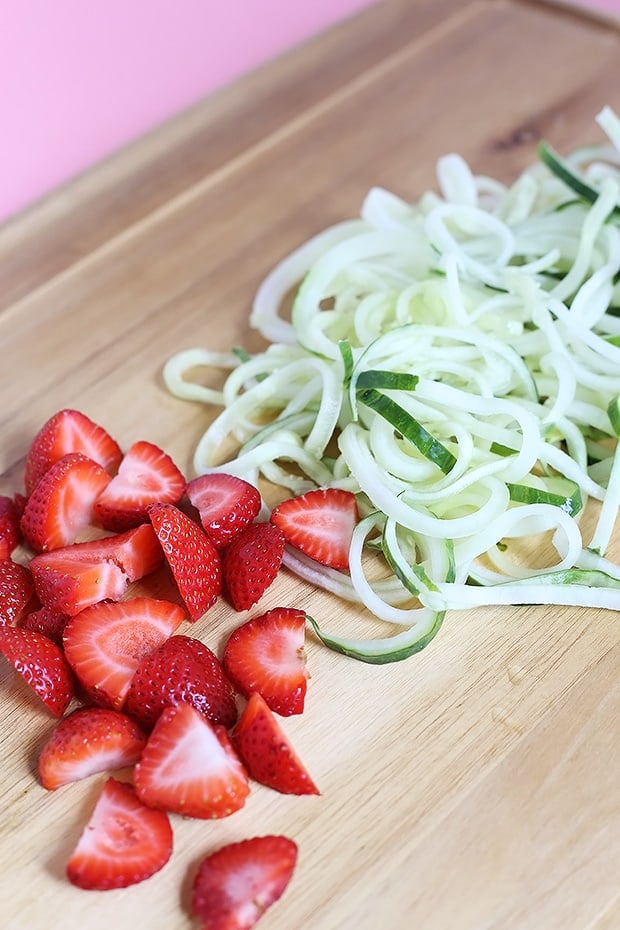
[1,1,619,927]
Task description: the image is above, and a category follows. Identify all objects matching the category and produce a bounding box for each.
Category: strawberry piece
[24,408,122,496]
[0,626,73,716]
[19,605,69,646]
[20,453,111,552]
[94,440,186,532]
[221,522,285,611]
[63,597,184,709]
[125,634,237,731]
[0,559,35,626]
[66,777,172,890]
[148,502,221,621]
[192,835,298,930]
[223,608,309,716]
[134,702,249,819]
[0,495,21,559]
[233,692,319,796]
[39,706,147,790]
[270,487,359,570]
[186,473,262,548]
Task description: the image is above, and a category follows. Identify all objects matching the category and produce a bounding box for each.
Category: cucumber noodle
[164,107,620,662]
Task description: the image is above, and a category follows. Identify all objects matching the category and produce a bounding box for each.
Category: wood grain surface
[1,1,619,928]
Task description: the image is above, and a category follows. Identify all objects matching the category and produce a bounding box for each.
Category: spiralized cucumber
[164,107,620,662]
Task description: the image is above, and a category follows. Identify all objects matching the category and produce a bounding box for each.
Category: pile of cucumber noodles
[164,107,620,663]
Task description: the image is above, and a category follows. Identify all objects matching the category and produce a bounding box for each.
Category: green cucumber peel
[306,611,445,664]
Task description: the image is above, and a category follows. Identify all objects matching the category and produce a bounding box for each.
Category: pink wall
[0,0,375,224]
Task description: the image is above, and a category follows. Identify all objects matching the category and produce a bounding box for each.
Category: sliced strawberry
[134,702,249,819]
[30,554,128,616]
[186,473,262,548]
[192,835,298,930]
[233,692,319,796]
[0,626,73,716]
[66,777,172,890]
[0,495,21,559]
[221,522,285,611]
[63,597,185,709]
[148,502,221,621]
[125,634,237,731]
[270,487,359,570]
[24,408,123,496]
[0,559,35,626]
[223,608,309,716]
[94,440,186,532]
[39,707,147,790]
[19,605,69,646]
[20,453,111,552]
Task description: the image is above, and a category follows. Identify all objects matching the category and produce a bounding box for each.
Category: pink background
[1,0,618,226]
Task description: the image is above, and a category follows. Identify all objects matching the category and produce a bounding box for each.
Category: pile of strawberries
[0,409,359,929]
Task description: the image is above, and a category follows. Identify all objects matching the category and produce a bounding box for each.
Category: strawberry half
[186,472,262,548]
[233,692,319,796]
[24,408,122,495]
[39,706,147,790]
[192,835,298,930]
[0,559,35,626]
[134,702,250,819]
[125,634,237,731]
[94,440,186,532]
[63,597,185,709]
[66,777,172,890]
[0,495,21,559]
[0,626,73,716]
[148,502,221,621]
[221,522,285,611]
[20,453,111,552]
[270,487,359,569]
[19,605,69,646]
[223,608,309,716]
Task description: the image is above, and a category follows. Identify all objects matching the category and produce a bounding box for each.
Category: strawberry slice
[221,522,285,611]
[125,634,237,731]
[66,777,172,890]
[0,495,21,559]
[24,408,122,495]
[94,440,186,531]
[186,473,262,548]
[134,702,250,819]
[0,559,35,626]
[39,707,147,790]
[192,835,298,930]
[223,608,309,716]
[270,487,359,569]
[19,605,69,646]
[148,502,221,621]
[0,626,73,716]
[63,597,185,709]
[20,453,111,552]
[233,692,319,796]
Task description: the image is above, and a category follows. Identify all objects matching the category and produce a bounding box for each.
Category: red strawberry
[186,473,262,548]
[0,495,21,559]
[39,706,147,790]
[233,692,319,796]
[0,559,35,626]
[270,487,359,569]
[20,453,111,552]
[134,702,249,819]
[94,440,186,531]
[125,634,237,731]
[24,408,122,495]
[223,608,309,716]
[221,522,285,611]
[148,502,221,621]
[0,626,73,716]
[19,605,69,646]
[66,777,172,890]
[63,597,184,709]
[192,835,298,930]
